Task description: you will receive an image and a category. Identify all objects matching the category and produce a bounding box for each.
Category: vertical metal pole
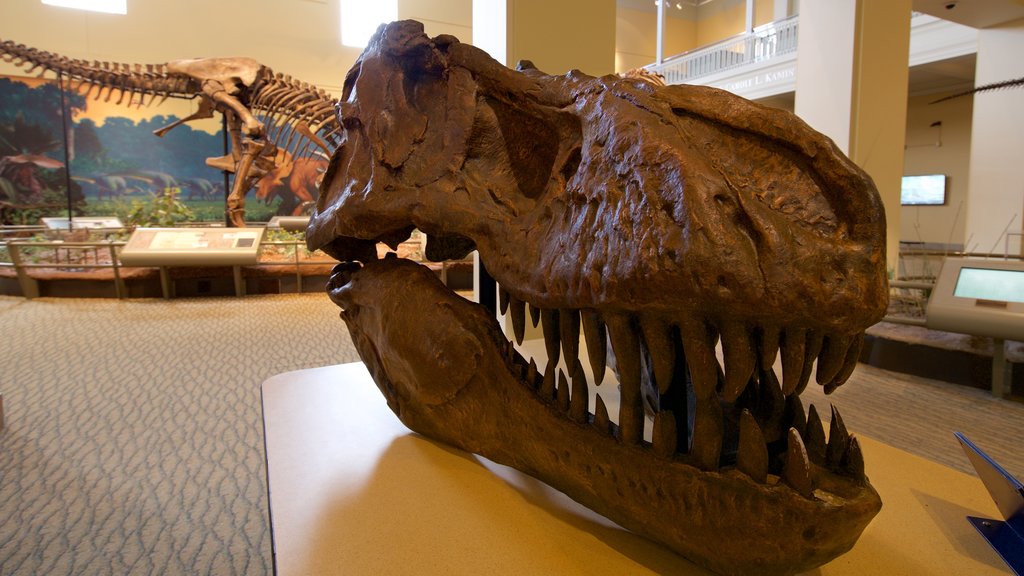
[8,243,39,299]
[57,72,75,231]
[109,242,124,299]
[294,242,302,292]
[159,267,172,299]
[222,115,231,227]
[992,338,1007,397]
[233,265,245,297]
[656,0,666,65]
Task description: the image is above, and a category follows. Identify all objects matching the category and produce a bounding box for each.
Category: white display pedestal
[262,363,1008,575]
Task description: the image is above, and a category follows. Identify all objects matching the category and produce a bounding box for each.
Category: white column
[471,0,507,64]
[794,0,857,154]
[795,0,910,274]
[964,18,1024,256]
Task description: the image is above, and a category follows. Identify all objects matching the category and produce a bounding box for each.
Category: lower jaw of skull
[328,255,881,576]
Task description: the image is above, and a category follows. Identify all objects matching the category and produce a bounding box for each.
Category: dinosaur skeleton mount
[0,40,340,227]
[308,21,889,576]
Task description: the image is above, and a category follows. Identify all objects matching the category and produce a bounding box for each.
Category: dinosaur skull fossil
[308,20,888,576]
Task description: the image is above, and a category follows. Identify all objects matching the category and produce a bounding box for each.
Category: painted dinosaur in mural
[310,20,888,575]
[0,40,340,226]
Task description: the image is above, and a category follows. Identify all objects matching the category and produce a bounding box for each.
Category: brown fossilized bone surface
[310,20,888,576]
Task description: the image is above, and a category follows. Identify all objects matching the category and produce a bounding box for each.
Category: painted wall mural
[0,74,320,225]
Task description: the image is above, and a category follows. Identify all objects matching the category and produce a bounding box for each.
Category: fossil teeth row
[498,286,864,398]
[497,286,867,494]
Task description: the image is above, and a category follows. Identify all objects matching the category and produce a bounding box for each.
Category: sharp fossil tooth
[797,332,824,395]
[570,360,589,423]
[540,308,561,367]
[606,313,643,445]
[783,428,814,498]
[594,394,611,435]
[641,318,675,394]
[826,404,851,469]
[817,333,853,385]
[527,358,538,389]
[506,339,516,365]
[540,361,556,402]
[581,310,607,385]
[784,393,806,438]
[557,368,570,412]
[498,285,509,315]
[721,324,756,403]
[843,435,866,480]
[560,308,581,372]
[803,404,827,465]
[509,296,526,345]
[691,400,723,470]
[653,410,678,458]
[737,410,768,483]
[680,320,719,400]
[529,303,541,328]
[780,328,806,395]
[758,325,780,371]
[829,332,864,389]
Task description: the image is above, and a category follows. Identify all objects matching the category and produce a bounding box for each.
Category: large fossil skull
[308,20,888,576]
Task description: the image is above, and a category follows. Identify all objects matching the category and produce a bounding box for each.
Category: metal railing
[648,15,799,84]
[0,237,339,299]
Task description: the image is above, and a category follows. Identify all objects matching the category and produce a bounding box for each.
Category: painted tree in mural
[0,78,88,223]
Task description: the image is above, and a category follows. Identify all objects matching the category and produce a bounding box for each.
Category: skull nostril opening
[717,275,728,288]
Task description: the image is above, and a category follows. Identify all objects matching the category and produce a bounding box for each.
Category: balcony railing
[649,15,799,84]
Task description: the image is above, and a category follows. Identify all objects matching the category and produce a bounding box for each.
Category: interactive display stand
[926,257,1024,396]
[41,216,124,230]
[118,227,265,298]
[262,362,1009,575]
[955,432,1024,576]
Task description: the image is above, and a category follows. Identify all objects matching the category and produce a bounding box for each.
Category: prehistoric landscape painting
[0,74,317,225]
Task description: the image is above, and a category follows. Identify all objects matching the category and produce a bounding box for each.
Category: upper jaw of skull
[312,20,888,575]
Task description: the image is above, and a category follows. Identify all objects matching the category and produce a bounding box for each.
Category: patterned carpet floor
[1,293,1022,575]
[0,294,358,576]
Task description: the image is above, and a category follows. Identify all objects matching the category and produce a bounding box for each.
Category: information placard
[118,227,265,266]
[41,216,124,230]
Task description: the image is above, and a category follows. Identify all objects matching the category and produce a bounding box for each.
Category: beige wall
[615,6,696,73]
[400,0,472,41]
[695,0,746,46]
[902,91,973,247]
[0,0,471,94]
[508,0,616,76]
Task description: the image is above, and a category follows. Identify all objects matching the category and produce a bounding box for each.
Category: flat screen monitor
[954,267,1024,304]
[901,174,946,206]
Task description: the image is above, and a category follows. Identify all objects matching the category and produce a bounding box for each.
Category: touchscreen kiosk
[926,258,1024,342]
